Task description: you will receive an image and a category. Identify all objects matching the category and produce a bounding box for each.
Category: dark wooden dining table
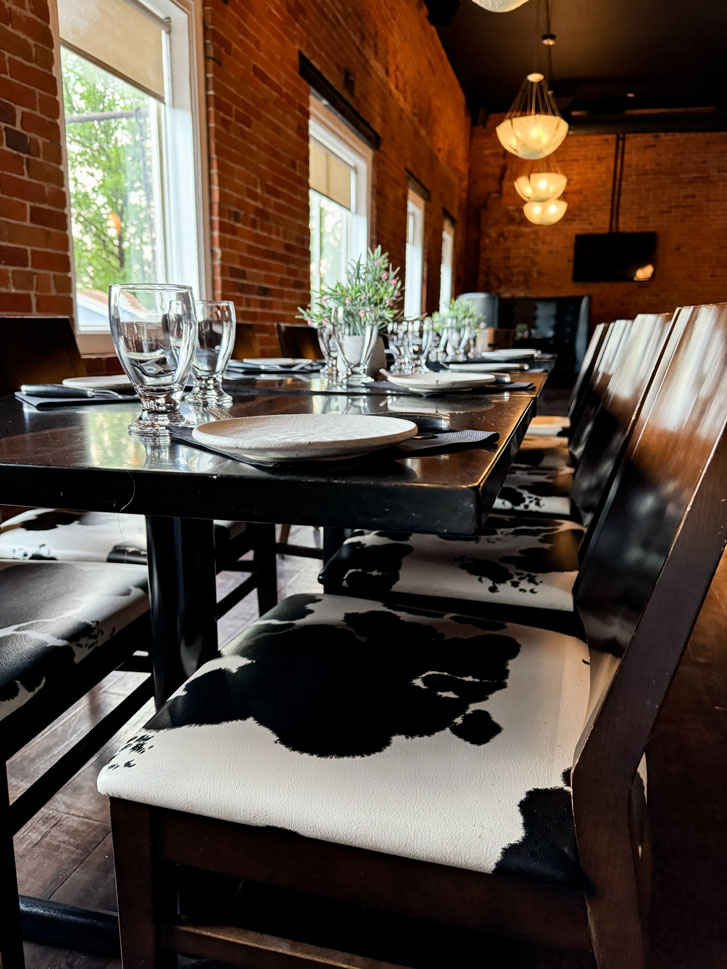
[0,371,547,955]
[0,374,547,703]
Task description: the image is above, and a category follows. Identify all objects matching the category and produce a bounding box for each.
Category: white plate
[63,375,134,392]
[448,362,527,373]
[386,372,496,395]
[192,414,418,462]
[478,349,539,361]
[240,357,310,369]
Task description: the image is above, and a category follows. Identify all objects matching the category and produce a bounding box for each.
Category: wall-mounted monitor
[573,232,657,283]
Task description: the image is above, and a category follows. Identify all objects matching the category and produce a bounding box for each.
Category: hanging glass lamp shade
[496,73,569,160]
[514,170,567,202]
[523,198,568,225]
[472,0,531,10]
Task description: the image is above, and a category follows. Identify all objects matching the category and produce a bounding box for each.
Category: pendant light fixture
[472,0,531,10]
[496,72,568,160]
[523,198,568,225]
[514,157,567,203]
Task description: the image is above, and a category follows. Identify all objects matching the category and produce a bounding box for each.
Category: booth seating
[0,560,150,968]
[98,301,727,969]
[320,311,675,627]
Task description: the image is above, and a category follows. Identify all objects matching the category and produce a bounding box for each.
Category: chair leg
[252,523,278,615]
[0,763,24,969]
[110,798,175,969]
[278,523,291,549]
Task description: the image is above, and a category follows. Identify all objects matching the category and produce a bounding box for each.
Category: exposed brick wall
[203,0,471,351]
[0,0,73,318]
[466,119,727,325]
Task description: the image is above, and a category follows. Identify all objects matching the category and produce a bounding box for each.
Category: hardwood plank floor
[9,521,727,968]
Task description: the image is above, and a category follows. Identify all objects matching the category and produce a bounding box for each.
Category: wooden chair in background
[231,323,261,360]
[277,323,321,361]
[0,317,86,394]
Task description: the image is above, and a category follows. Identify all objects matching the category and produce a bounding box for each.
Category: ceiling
[424,0,727,130]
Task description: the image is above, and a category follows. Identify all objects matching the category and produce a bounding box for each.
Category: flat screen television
[572,232,656,283]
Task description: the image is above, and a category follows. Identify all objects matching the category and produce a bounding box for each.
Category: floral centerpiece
[299,246,402,334]
[429,296,479,332]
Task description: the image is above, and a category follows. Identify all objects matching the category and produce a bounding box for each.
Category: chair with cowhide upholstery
[99,302,727,969]
[492,317,637,517]
[321,311,675,629]
[0,559,151,968]
[525,320,610,439]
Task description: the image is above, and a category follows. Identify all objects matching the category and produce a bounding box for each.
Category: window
[309,97,370,298]
[439,215,455,311]
[404,186,425,318]
[56,0,209,335]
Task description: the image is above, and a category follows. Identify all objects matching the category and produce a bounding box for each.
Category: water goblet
[316,320,339,382]
[185,300,236,406]
[386,320,409,374]
[108,283,196,437]
[405,318,434,372]
[332,307,378,385]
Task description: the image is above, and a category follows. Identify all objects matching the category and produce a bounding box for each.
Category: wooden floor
[10,520,727,968]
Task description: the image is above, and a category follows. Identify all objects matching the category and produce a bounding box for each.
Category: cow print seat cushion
[0,509,246,564]
[321,515,583,612]
[513,436,571,470]
[0,560,148,728]
[99,593,590,888]
[494,468,574,517]
[525,415,570,438]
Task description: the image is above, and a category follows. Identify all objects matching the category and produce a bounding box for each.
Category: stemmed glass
[109,283,196,436]
[405,318,434,372]
[185,300,236,406]
[332,306,378,385]
[316,320,338,382]
[386,320,410,374]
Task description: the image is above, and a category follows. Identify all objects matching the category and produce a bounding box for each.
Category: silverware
[20,384,126,399]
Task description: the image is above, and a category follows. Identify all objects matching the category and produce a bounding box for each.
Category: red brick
[0,24,33,62]
[0,197,27,222]
[30,248,69,272]
[0,147,24,174]
[10,8,54,49]
[25,155,63,185]
[20,109,59,141]
[0,171,45,201]
[0,290,32,312]
[11,268,34,289]
[0,268,10,288]
[0,76,37,110]
[0,99,15,125]
[4,125,31,154]
[36,91,59,120]
[36,293,73,314]
[30,204,66,229]
[0,244,29,266]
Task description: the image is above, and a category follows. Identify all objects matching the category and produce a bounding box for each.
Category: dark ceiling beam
[567,112,727,134]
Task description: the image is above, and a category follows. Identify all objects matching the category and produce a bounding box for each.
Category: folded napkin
[15,392,135,409]
[169,423,498,470]
[226,361,322,376]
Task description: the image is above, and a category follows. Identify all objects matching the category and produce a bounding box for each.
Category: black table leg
[1,765,24,967]
[146,517,218,706]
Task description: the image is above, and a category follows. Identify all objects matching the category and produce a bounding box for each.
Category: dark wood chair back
[231,324,260,360]
[0,317,86,394]
[571,302,727,963]
[489,327,514,351]
[276,323,321,361]
[567,322,609,426]
[570,312,674,528]
[569,318,633,461]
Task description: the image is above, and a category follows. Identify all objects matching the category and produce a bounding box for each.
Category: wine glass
[332,306,378,385]
[185,300,236,406]
[386,320,410,374]
[316,320,338,382]
[405,319,434,372]
[108,283,196,436]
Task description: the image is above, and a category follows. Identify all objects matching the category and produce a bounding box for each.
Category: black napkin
[15,392,135,409]
[226,361,322,376]
[169,423,498,470]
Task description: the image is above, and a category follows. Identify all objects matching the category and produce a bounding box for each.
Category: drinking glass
[405,319,434,372]
[316,320,338,381]
[332,307,378,385]
[185,300,236,406]
[109,283,196,436]
[386,320,409,374]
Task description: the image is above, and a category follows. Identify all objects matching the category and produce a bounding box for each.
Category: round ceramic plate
[192,414,418,462]
[386,372,496,395]
[240,357,310,368]
[448,361,526,373]
[479,349,539,361]
[63,375,134,392]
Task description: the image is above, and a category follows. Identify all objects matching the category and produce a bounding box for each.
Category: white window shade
[309,138,353,210]
[57,0,168,101]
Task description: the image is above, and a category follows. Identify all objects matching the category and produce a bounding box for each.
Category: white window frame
[308,95,371,296]
[50,0,211,350]
[404,186,426,319]
[439,215,455,311]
